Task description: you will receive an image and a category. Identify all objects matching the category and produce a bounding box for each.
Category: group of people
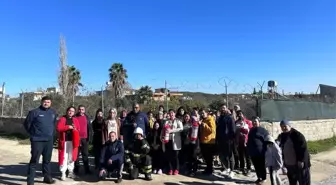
[23,96,311,185]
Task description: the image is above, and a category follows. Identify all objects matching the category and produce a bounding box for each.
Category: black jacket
[100,140,124,169]
[216,115,236,143]
[278,128,311,167]
[23,106,57,142]
[247,126,269,157]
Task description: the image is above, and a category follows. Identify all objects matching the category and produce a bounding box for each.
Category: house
[19,87,59,101]
[153,88,184,101]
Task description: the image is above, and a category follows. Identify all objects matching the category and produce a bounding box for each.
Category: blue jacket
[100,140,124,169]
[23,106,57,142]
[247,126,269,157]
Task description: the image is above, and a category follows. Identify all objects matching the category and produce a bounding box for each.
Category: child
[265,135,283,185]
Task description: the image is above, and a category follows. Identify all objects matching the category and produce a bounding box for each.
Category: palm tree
[136,86,153,104]
[67,65,83,104]
[108,63,128,100]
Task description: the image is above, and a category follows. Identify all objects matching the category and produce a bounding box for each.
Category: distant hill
[180,91,225,102]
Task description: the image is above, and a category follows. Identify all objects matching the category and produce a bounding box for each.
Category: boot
[43,176,55,184]
[145,173,153,181]
[85,164,92,174]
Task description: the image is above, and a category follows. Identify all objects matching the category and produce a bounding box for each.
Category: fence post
[20,93,24,117]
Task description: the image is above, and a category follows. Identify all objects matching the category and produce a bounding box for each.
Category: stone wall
[261,119,336,141]
[0,117,28,137]
[1,117,336,141]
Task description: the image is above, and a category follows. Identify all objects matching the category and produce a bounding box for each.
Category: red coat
[56,116,81,166]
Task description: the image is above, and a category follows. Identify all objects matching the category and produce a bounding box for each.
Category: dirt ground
[0,138,335,185]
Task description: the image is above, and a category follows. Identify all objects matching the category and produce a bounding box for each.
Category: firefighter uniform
[126,127,152,181]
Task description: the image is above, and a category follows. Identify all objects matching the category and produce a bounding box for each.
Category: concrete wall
[0,117,28,137]
[1,117,336,141]
[261,119,336,141]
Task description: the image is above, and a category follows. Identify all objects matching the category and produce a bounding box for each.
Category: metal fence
[260,99,336,121]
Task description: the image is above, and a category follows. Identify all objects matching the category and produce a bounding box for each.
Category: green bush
[307,137,336,154]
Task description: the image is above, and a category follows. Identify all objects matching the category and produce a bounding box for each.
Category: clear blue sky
[0,0,335,96]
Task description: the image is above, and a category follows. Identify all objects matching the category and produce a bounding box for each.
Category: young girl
[148,112,164,175]
[265,135,283,185]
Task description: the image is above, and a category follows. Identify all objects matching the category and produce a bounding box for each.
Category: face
[159,107,164,111]
[158,114,163,120]
[97,111,103,118]
[79,106,85,115]
[184,114,191,122]
[238,112,243,118]
[109,132,117,142]
[122,111,127,117]
[180,109,185,115]
[281,124,291,133]
[109,111,116,119]
[136,134,142,140]
[133,104,140,113]
[252,118,260,127]
[234,105,239,111]
[193,110,198,116]
[169,111,175,120]
[41,99,52,109]
[148,113,153,118]
[67,108,75,117]
[201,111,208,118]
[221,105,227,113]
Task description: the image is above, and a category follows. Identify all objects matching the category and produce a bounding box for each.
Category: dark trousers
[218,141,235,171]
[233,141,240,169]
[165,141,179,171]
[74,138,90,173]
[100,160,124,179]
[130,155,152,178]
[27,140,53,184]
[185,143,199,173]
[200,143,216,173]
[151,148,164,170]
[286,165,311,185]
[93,144,102,169]
[238,144,251,170]
[251,156,267,180]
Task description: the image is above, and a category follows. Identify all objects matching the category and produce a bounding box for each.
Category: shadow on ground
[0,162,59,185]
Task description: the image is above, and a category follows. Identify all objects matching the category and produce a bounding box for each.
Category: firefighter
[125,127,153,181]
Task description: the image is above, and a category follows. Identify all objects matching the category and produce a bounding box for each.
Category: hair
[66,106,76,113]
[193,107,199,111]
[147,111,153,115]
[168,109,175,113]
[107,108,117,119]
[163,110,167,114]
[252,116,260,122]
[41,96,52,102]
[109,131,117,136]
[95,108,103,119]
[236,110,243,115]
[159,105,164,109]
[78,105,85,109]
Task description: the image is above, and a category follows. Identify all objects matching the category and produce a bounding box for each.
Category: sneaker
[221,169,230,176]
[168,170,173,175]
[228,171,235,179]
[157,169,163,175]
[67,172,76,179]
[189,172,196,177]
[153,170,157,174]
[61,173,66,181]
[173,170,179,175]
[115,178,122,183]
[259,179,267,185]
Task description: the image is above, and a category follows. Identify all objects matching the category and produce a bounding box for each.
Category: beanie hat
[280,120,291,126]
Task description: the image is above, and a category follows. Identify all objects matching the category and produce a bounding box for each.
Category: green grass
[307,137,336,154]
[0,131,31,145]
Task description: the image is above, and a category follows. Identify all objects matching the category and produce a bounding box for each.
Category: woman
[176,106,185,121]
[103,108,121,141]
[181,113,199,176]
[147,111,156,130]
[91,109,104,169]
[161,109,183,175]
[148,112,164,175]
[119,109,127,126]
[247,116,269,185]
[56,106,80,181]
[199,109,216,175]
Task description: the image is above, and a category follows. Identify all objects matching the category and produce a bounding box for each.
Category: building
[153,88,184,101]
[19,87,59,101]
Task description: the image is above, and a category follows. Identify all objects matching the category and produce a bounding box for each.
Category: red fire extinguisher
[190,121,199,141]
[163,123,170,143]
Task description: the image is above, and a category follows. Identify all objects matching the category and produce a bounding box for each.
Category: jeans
[269,167,282,185]
[218,141,235,171]
[27,140,53,184]
[165,140,179,171]
[74,138,90,173]
[238,144,251,170]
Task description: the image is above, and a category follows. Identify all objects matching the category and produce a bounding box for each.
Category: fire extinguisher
[190,121,199,141]
[163,123,170,144]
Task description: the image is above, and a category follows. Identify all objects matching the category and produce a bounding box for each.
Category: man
[24,96,57,185]
[99,131,124,183]
[126,127,152,181]
[74,105,92,174]
[216,104,236,179]
[278,120,311,185]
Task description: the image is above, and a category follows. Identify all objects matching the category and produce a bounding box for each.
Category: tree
[67,65,83,104]
[136,86,153,104]
[58,34,69,100]
[108,63,128,105]
[209,99,224,110]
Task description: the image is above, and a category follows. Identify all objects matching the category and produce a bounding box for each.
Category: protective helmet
[133,127,143,136]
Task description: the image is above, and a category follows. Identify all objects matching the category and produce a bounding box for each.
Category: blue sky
[0,0,335,96]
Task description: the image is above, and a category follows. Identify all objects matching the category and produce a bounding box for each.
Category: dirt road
[0,138,334,185]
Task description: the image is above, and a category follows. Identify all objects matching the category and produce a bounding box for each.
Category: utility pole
[165,80,169,111]
[1,82,5,117]
[101,85,104,114]
[218,78,232,108]
[257,81,266,100]
[20,91,24,117]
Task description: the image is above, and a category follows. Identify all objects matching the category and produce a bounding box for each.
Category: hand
[99,169,106,177]
[297,161,304,169]
[133,123,137,128]
[108,159,113,165]
[68,126,74,130]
